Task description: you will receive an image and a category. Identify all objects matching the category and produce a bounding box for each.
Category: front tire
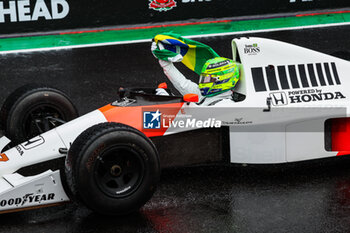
[65,122,160,215]
[0,84,78,144]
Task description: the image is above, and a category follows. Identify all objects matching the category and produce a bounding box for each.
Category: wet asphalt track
[0,25,349,232]
[3,159,350,233]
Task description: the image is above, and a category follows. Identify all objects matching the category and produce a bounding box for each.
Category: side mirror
[263,97,272,112]
[118,87,126,99]
[183,94,199,103]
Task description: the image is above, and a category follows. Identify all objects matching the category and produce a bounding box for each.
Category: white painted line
[0,39,151,55]
[0,21,349,55]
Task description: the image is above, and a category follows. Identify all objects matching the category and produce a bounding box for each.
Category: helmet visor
[199,74,217,84]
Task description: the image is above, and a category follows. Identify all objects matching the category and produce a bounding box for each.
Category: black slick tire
[0,84,78,144]
[65,122,160,215]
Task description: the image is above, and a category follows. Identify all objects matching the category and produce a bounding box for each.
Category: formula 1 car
[0,37,349,215]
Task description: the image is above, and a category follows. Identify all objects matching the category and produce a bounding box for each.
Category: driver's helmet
[199,57,240,96]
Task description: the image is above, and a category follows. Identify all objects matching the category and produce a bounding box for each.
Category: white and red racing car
[0,37,349,215]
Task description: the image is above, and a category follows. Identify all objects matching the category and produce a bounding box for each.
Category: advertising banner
[0,0,348,35]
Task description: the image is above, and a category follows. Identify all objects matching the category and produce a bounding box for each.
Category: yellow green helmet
[199,57,240,96]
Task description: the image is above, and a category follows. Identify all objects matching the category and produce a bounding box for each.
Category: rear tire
[65,122,160,215]
[0,84,78,144]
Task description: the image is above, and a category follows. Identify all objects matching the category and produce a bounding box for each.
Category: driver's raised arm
[158,60,203,98]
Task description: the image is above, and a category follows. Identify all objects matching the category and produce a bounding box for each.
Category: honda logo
[269,92,288,106]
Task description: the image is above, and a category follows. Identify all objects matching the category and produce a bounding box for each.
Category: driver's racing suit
[158,60,233,106]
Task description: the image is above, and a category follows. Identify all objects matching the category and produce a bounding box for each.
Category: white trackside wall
[227,37,350,164]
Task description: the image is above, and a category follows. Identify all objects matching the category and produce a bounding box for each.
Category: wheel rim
[22,104,66,139]
[94,145,145,198]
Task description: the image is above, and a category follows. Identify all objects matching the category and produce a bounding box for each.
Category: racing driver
[151,42,241,106]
